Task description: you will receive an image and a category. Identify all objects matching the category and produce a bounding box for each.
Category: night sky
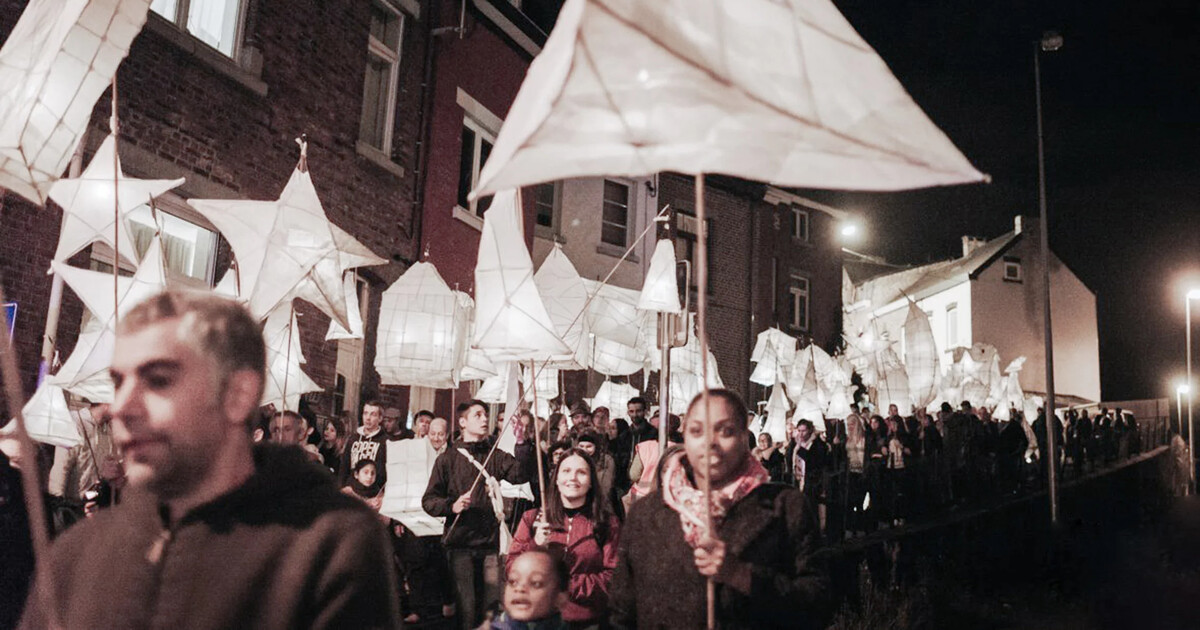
[805,0,1200,401]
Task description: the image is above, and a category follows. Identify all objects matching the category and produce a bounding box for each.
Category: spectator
[429,417,450,455]
[319,416,347,474]
[575,432,615,506]
[753,433,786,483]
[997,412,1029,494]
[414,410,435,439]
[339,400,389,488]
[611,389,831,629]
[343,459,383,510]
[384,406,414,441]
[844,414,868,536]
[509,448,620,628]
[422,399,531,630]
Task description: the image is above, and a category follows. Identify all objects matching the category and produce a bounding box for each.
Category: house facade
[844,215,1102,405]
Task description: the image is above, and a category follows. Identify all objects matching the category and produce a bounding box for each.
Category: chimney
[961,235,985,258]
[1014,215,1023,234]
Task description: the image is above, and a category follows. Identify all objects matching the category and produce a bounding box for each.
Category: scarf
[792,435,816,491]
[661,450,770,549]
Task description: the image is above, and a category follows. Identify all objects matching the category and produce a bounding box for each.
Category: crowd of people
[1,290,1164,629]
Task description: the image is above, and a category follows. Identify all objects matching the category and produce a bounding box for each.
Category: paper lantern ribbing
[585,380,641,416]
[2,383,79,448]
[50,235,168,387]
[637,239,682,313]
[760,384,791,444]
[472,0,985,198]
[48,133,184,266]
[472,189,569,362]
[375,262,472,389]
[326,272,365,341]
[260,305,322,411]
[0,0,152,204]
[189,162,383,330]
[533,245,591,369]
[902,302,939,409]
[750,328,798,387]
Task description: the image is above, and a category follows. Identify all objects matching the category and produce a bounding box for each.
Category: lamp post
[1177,384,1190,438]
[1035,30,1063,524]
[1186,289,1200,492]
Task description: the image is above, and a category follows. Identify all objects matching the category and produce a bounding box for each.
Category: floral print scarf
[661,450,770,548]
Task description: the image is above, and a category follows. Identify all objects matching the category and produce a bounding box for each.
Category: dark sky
[803,0,1200,401]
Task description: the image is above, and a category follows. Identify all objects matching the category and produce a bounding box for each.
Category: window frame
[357,0,406,162]
[531,180,562,240]
[1002,257,1023,283]
[599,178,633,249]
[675,211,712,294]
[787,273,810,331]
[453,89,502,230]
[946,302,959,348]
[150,0,248,60]
[89,192,220,289]
[791,206,810,242]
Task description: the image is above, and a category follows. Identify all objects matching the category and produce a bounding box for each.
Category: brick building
[0,0,432,423]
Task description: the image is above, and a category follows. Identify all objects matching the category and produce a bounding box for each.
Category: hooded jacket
[19,445,400,630]
[421,438,530,550]
[338,427,388,488]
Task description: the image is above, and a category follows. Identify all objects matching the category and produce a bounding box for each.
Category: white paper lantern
[472,0,985,199]
[637,239,682,313]
[902,301,939,409]
[375,262,472,389]
[1,383,79,448]
[0,0,153,204]
[472,189,569,362]
[260,305,322,411]
[533,244,591,369]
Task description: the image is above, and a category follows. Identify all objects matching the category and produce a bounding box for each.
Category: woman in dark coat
[610,390,831,630]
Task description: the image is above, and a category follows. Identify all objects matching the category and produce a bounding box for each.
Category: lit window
[151,0,245,58]
[790,206,809,242]
[90,194,218,288]
[359,1,405,154]
[788,274,810,331]
[532,181,560,235]
[457,116,495,218]
[601,180,630,247]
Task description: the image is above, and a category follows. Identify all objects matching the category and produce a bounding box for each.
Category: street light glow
[840,223,859,238]
[1187,288,1200,301]
[1179,384,1191,395]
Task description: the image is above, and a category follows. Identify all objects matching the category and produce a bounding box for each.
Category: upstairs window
[151,0,245,58]
[457,117,496,219]
[532,181,560,237]
[1003,257,1023,283]
[790,206,809,242]
[787,274,810,331]
[601,180,631,247]
[359,1,405,154]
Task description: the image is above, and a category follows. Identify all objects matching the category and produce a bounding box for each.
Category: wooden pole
[529,360,547,509]
[694,174,716,630]
[111,78,120,324]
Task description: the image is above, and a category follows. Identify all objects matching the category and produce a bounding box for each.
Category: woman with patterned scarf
[610,390,832,629]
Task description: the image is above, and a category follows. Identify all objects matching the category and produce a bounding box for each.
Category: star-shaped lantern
[48,133,184,266]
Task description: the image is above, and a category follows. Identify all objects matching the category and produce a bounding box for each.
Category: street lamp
[1035,30,1062,524]
[840,222,859,239]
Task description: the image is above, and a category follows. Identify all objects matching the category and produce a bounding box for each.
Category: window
[601,180,630,247]
[946,303,959,347]
[90,194,219,289]
[1003,257,1023,283]
[359,1,405,154]
[532,181,560,237]
[675,212,712,293]
[790,206,809,242]
[787,274,810,331]
[151,0,245,58]
[457,116,495,218]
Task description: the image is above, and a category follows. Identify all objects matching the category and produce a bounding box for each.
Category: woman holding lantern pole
[610,390,832,629]
[507,447,620,629]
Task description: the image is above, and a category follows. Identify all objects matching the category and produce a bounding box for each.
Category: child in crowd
[343,459,383,509]
[486,549,569,630]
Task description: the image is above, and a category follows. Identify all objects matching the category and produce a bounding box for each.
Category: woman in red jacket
[507,447,620,629]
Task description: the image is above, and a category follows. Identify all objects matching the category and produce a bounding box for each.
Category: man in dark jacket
[423,400,530,630]
[19,291,399,630]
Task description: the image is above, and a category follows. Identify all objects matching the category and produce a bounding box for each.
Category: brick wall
[0,0,429,413]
